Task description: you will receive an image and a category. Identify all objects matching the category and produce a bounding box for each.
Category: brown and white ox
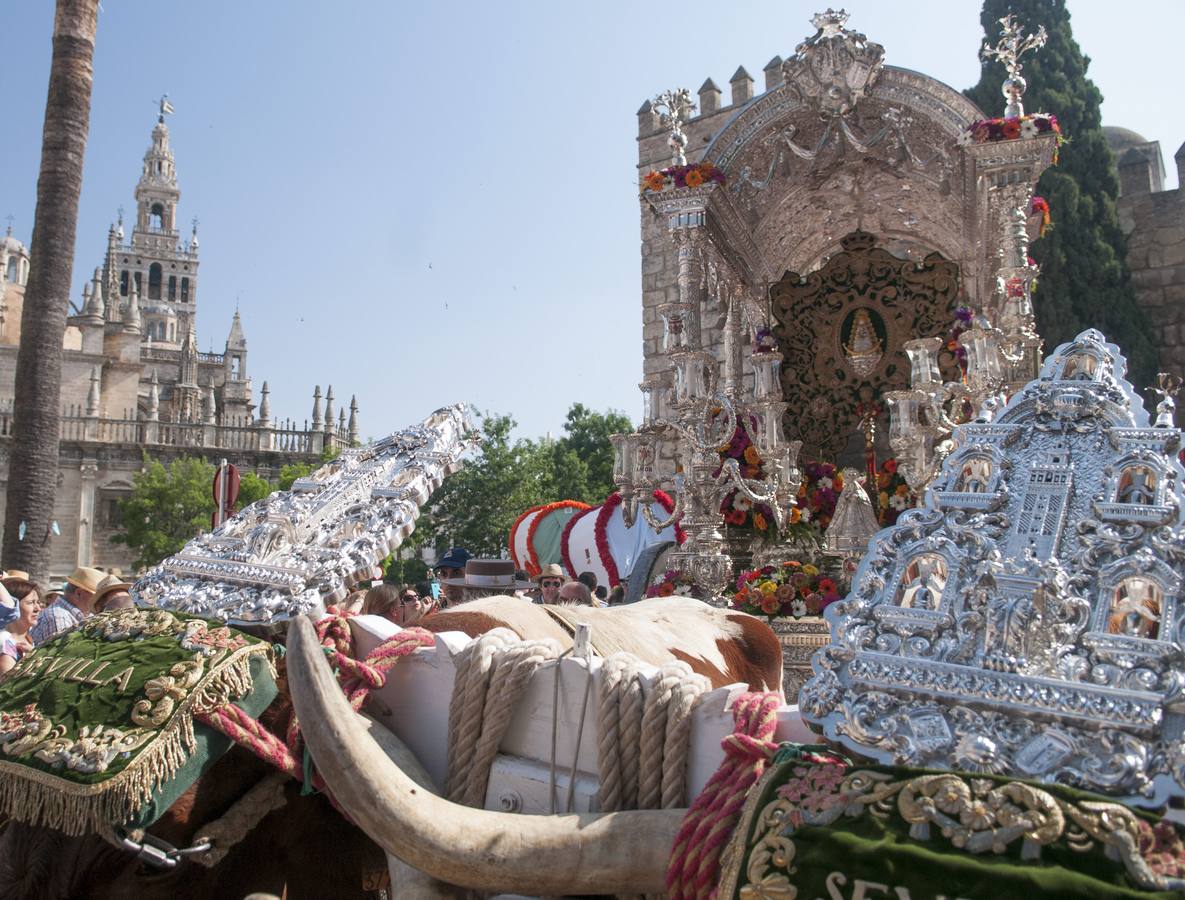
[419,595,784,693]
[0,662,388,900]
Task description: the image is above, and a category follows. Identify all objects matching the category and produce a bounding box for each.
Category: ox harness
[0,606,430,874]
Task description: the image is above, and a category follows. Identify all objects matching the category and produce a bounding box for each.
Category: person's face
[393,590,426,626]
[19,592,41,628]
[558,584,584,605]
[436,567,463,602]
[540,578,562,601]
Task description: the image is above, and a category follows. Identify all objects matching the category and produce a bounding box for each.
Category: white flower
[957,130,973,147]
[675,584,692,596]
[818,477,833,489]
[791,599,808,617]
[733,495,753,512]
[801,507,812,521]
[889,494,907,511]
[1020,118,1038,139]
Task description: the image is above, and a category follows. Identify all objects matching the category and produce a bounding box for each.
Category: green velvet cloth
[0,608,276,834]
[720,745,1185,899]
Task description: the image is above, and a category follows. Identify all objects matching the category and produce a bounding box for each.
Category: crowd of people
[0,565,132,674]
[0,549,625,670]
[352,547,623,629]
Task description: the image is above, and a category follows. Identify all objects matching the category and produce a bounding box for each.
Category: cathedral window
[168,322,175,342]
[168,275,176,300]
[5,258,17,283]
[134,271,142,295]
[148,263,163,300]
[180,277,190,302]
[120,270,129,297]
[150,203,165,231]
[1108,576,1163,640]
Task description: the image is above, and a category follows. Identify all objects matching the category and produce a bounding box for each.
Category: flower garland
[559,505,595,577]
[1031,195,1052,238]
[873,458,915,526]
[591,490,685,587]
[958,113,1065,162]
[645,569,705,600]
[727,562,842,620]
[523,499,591,578]
[641,162,727,193]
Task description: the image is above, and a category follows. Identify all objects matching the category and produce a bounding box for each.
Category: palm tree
[2,0,101,580]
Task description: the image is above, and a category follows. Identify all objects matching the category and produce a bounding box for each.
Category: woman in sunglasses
[362,583,435,626]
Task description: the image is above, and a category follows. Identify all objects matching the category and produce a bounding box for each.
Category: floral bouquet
[727,562,842,620]
[874,458,915,526]
[717,423,777,534]
[641,162,727,193]
[796,462,845,532]
[944,305,974,378]
[958,113,1065,163]
[644,569,705,600]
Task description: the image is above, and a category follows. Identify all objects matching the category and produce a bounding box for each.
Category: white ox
[290,599,815,895]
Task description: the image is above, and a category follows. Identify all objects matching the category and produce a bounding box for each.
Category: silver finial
[810,8,850,37]
[1154,372,1181,428]
[158,93,175,122]
[980,14,1048,118]
[652,88,696,167]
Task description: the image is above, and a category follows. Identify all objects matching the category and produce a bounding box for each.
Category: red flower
[1001,118,1022,139]
[818,578,837,594]
[658,581,675,596]
[883,459,898,474]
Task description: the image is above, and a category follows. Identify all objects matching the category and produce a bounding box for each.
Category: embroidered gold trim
[736,767,1185,894]
[0,640,272,836]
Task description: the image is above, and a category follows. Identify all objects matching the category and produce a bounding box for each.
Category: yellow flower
[685,168,705,188]
[879,491,889,506]
[743,445,762,466]
[790,507,802,524]
[802,564,819,576]
[753,512,768,531]
[758,580,778,595]
[642,171,665,192]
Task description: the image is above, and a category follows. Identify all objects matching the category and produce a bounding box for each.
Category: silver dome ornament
[801,330,1185,809]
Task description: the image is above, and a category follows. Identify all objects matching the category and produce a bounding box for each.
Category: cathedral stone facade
[0,111,356,577]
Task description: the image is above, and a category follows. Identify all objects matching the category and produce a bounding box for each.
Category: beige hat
[442,559,535,591]
[535,563,566,583]
[67,566,106,595]
[93,574,133,608]
[3,570,30,582]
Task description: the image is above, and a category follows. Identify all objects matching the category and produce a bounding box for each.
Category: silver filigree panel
[801,330,1185,808]
[134,404,476,626]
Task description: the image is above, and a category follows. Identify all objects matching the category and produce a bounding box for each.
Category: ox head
[285,615,682,895]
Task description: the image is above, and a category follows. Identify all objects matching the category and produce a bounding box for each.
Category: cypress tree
[966,0,1158,390]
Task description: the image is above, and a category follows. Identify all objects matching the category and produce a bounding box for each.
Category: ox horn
[285,615,682,895]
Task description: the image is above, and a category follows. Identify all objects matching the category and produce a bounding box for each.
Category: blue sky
[2,1,1182,441]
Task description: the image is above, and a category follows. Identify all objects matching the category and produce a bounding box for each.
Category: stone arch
[702,66,985,283]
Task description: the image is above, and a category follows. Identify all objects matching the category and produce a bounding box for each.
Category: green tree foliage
[114,456,216,571]
[966,0,1157,388]
[415,413,556,558]
[237,472,274,508]
[411,405,633,558]
[547,403,633,504]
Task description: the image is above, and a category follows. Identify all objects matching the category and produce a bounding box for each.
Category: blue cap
[435,547,473,571]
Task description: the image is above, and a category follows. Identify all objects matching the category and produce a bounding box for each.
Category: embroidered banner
[0,608,275,835]
[719,747,1185,899]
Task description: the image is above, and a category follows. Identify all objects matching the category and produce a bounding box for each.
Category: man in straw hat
[441,558,535,604]
[93,574,134,613]
[30,565,105,645]
[534,563,567,605]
